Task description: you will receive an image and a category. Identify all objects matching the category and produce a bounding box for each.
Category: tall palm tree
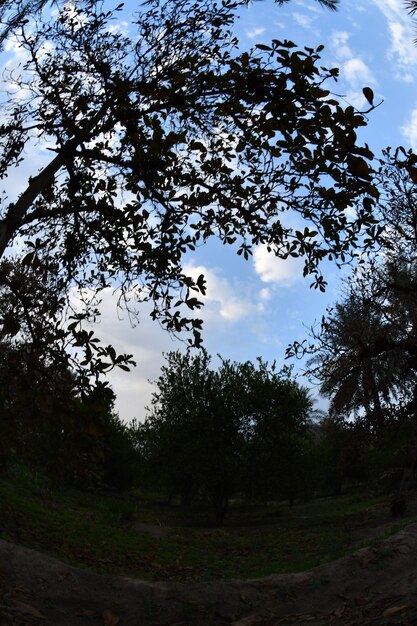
[406,1,417,15]
[405,1,417,42]
[309,281,408,433]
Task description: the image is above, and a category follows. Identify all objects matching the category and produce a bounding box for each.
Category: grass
[0,467,415,583]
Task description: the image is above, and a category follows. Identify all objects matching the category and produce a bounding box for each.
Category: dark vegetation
[1,344,416,534]
[1,461,415,583]
[2,0,417,599]
[3,336,417,592]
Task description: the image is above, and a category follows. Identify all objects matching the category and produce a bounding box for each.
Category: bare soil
[2,523,417,625]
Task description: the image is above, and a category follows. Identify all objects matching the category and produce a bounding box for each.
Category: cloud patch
[184,263,256,321]
[343,58,374,85]
[253,245,304,286]
[293,12,315,30]
[372,0,417,80]
[402,106,417,150]
[246,26,266,39]
[331,31,352,61]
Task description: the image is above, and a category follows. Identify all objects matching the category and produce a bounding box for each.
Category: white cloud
[246,26,266,39]
[328,32,376,109]
[388,20,417,68]
[372,0,417,80]
[184,263,256,321]
[343,58,374,86]
[343,90,368,111]
[108,20,129,35]
[259,287,271,301]
[74,288,178,423]
[330,31,352,61]
[402,106,417,150]
[253,245,304,286]
[293,12,314,30]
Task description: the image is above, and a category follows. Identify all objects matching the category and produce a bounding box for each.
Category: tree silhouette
[0,0,379,367]
[307,149,417,512]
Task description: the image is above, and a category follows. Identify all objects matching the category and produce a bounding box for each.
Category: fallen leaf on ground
[12,600,45,620]
[76,608,100,617]
[102,608,120,626]
[231,616,264,626]
[382,605,409,617]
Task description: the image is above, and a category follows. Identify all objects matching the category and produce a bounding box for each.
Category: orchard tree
[139,351,217,506]
[139,350,245,524]
[138,351,314,523]
[0,0,381,370]
[0,257,137,480]
[238,360,313,505]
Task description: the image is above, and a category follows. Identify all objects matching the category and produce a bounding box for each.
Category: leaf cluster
[0,0,380,348]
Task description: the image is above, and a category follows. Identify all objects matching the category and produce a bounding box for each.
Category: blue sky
[5,0,417,421]
[95,0,417,422]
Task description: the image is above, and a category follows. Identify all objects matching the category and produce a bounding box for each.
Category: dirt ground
[3,523,417,626]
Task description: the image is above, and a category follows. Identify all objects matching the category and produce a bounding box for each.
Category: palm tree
[310,149,417,512]
[309,280,408,433]
[404,1,417,42]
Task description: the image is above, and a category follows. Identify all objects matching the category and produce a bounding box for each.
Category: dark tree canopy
[137,350,313,523]
[244,0,338,7]
[302,149,417,508]
[306,149,417,424]
[0,0,380,368]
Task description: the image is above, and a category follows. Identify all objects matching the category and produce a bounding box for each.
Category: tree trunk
[0,102,109,259]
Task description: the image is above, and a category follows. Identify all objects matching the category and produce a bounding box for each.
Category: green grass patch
[0,470,415,582]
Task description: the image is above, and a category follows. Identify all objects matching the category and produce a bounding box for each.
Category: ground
[3,523,417,625]
[3,477,417,625]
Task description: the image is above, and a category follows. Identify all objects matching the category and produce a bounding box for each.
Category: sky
[4,0,417,422]
[97,0,417,422]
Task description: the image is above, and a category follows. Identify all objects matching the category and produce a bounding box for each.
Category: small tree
[139,352,314,523]
[239,361,313,505]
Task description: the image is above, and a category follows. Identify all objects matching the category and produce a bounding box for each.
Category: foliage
[298,149,417,503]
[238,359,313,504]
[244,0,338,7]
[136,351,314,523]
[0,257,138,486]
[136,351,242,524]
[307,150,417,416]
[0,472,405,583]
[0,0,380,359]
[0,258,134,384]
[0,278,136,490]
[310,416,369,495]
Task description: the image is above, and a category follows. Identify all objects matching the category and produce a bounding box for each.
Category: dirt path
[2,525,417,625]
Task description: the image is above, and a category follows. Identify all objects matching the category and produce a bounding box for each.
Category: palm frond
[405,1,417,16]
[404,1,417,45]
